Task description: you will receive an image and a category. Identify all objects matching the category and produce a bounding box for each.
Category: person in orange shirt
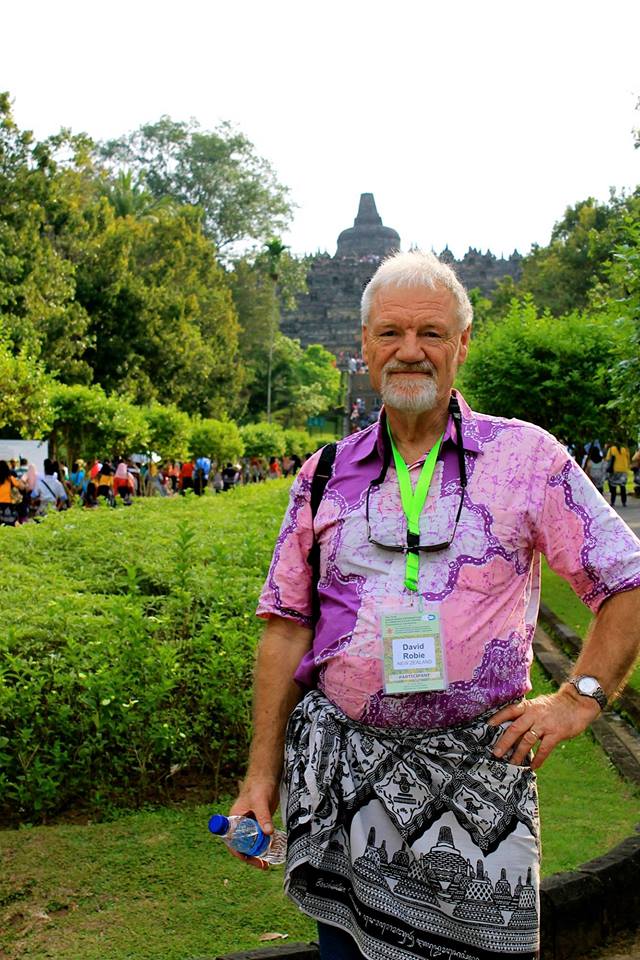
[165,460,179,493]
[0,460,24,526]
[179,459,195,492]
[267,457,281,480]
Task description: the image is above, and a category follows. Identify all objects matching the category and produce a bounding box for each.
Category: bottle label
[245,829,270,858]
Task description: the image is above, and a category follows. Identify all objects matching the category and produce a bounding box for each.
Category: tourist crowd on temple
[0,452,305,527]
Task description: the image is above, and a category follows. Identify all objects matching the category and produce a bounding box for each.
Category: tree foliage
[74,205,243,415]
[0,93,94,382]
[144,403,192,461]
[239,422,286,459]
[0,338,53,438]
[228,249,310,421]
[598,215,640,434]
[237,330,341,425]
[99,117,292,251]
[283,428,314,457]
[50,383,149,462]
[458,297,620,442]
[189,419,244,463]
[0,96,332,432]
[515,191,640,316]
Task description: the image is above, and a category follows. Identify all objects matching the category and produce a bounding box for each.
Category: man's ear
[457,325,472,367]
[361,324,369,364]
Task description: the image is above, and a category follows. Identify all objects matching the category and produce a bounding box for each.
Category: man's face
[362,285,471,414]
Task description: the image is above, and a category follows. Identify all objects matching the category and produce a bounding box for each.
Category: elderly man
[231,251,640,960]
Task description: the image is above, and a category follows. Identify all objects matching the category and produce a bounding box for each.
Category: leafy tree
[259,333,306,422]
[228,256,278,419]
[99,117,292,251]
[478,275,520,324]
[239,422,286,459]
[0,338,53,438]
[100,170,177,220]
[272,340,342,427]
[467,288,493,330]
[238,331,341,425]
[50,383,149,461]
[283,427,313,457]
[75,206,243,416]
[517,192,640,316]
[457,296,620,442]
[0,94,94,382]
[49,383,104,463]
[228,248,308,420]
[102,396,149,458]
[297,343,341,406]
[189,419,244,463]
[598,216,640,435]
[144,403,192,461]
[1,98,297,423]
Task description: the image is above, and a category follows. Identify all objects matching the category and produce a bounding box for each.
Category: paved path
[611,492,640,537]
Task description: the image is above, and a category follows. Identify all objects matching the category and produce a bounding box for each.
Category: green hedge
[0,484,291,821]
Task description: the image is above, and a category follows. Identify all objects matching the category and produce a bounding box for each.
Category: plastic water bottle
[208,814,287,865]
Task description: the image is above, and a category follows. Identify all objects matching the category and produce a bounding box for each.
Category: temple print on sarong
[353,826,538,937]
[284,691,540,960]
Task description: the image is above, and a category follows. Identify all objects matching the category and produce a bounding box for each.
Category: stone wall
[282,255,379,361]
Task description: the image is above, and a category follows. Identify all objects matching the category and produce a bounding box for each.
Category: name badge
[381,608,447,694]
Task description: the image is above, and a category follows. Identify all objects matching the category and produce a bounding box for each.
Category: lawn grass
[541,559,640,694]
[1,659,638,960]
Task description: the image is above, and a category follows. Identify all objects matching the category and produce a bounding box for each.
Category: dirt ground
[577,925,640,960]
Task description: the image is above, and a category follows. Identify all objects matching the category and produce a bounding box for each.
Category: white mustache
[382,361,436,376]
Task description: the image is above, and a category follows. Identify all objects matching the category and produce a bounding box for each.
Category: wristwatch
[568,675,608,710]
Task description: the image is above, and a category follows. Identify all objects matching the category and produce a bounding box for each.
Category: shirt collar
[351,389,484,464]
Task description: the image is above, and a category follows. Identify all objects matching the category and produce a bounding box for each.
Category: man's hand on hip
[488,686,601,770]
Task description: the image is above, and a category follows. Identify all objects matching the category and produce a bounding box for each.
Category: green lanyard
[387,422,444,592]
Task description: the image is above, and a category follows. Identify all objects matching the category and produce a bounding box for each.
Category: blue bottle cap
[208,814,230,835]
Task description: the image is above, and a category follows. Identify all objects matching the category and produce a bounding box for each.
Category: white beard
[380,362,439,413]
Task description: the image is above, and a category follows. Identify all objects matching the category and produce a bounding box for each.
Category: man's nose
[395,331,424,361]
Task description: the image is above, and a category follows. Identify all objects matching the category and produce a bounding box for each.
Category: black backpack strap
[307,442,337,624]
[310,443,337,519]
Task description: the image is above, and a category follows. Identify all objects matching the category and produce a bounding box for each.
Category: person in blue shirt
[69,461,85,494]
[194,456,211,496]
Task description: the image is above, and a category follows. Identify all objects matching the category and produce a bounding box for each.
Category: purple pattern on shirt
[360,630,534,729]
[264,470,316,627]
[257,392,640,728]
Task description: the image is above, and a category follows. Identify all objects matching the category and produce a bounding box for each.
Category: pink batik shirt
[257,392,640,729]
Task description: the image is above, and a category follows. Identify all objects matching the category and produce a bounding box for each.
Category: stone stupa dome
[336,193,400,258]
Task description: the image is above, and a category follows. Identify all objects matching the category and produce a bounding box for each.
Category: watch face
[577,676,599,695]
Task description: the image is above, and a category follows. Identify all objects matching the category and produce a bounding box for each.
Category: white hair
[361,250,473,331]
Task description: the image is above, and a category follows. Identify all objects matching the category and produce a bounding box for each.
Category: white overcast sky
[4,0,639,259]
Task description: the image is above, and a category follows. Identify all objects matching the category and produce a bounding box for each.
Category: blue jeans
[317,922,365,959]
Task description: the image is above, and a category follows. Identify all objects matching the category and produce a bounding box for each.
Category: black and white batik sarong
[282,691,540,960]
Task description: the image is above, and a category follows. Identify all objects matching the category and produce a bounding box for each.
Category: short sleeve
[256,452,322,626]
[533,438,640,612]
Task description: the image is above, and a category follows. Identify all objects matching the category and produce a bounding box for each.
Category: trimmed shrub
[240,422,286,459]
[0,484,290,821]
